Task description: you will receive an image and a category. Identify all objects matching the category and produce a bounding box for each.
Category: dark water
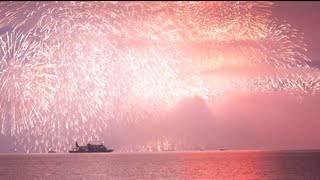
[1,150,320,179]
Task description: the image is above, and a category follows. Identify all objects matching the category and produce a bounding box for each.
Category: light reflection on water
[1,150,320,179]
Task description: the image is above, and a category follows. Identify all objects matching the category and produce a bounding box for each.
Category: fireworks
[0,1,318,152]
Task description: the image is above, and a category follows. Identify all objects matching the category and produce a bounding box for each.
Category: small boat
[48,149,57,153]
[69,141,113,153]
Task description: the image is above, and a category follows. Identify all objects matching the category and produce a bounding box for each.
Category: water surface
[1,150,320,179]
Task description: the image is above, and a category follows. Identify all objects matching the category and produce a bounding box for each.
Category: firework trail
[0,1,319,152]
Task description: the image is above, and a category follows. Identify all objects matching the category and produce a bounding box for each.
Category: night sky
[0,2,320,153]
[273,2,320,64]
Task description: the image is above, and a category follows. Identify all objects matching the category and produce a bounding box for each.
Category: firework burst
[0,1,318,152]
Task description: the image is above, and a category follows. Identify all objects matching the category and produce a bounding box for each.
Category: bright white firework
[0,1,318,152]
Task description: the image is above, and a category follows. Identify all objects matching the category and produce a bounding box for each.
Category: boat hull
[69,150,113,153]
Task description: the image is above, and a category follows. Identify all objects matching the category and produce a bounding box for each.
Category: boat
[69,141,113,153]
[48,149,57,153]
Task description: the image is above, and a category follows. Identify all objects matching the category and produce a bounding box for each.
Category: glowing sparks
[0,1,319,152]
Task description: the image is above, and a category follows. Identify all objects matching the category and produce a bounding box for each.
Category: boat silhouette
[69,141,113,153]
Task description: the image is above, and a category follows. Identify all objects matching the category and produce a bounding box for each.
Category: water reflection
[1,150,320,179]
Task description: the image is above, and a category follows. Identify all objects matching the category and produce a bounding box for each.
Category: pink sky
[0,2,320,153]
[273,2,320,63]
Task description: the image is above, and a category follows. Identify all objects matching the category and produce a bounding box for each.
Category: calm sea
[1,150,320,179]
